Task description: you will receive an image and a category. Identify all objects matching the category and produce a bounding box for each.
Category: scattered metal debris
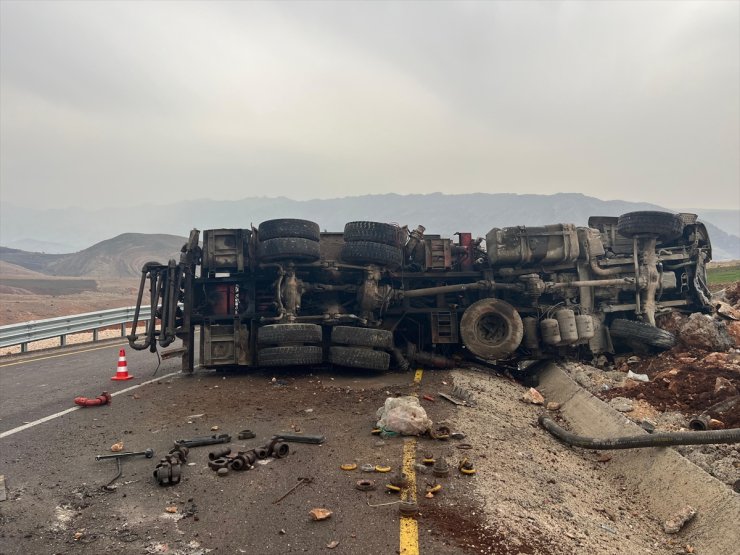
[355,479,376,491]
[96,448,155,491]
[432,457,450,477]
[153,445,189,486]
[237,429,256,440]
[273,477,312,504]
[174,434,232,448]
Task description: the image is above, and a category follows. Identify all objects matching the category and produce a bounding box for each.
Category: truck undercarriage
[128,211,712,373]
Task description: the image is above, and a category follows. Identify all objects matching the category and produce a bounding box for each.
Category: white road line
[0,371,181,439]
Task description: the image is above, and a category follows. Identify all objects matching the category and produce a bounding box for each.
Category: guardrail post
[93,328,99,342]
[60,335,67,347]
[21,342,28,353]
[120,323,126,337]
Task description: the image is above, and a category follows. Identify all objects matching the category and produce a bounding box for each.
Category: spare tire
[609,319,676,350]
[331,326,393,350]
[258,323,322,345]
[259,237,320,262]
[460,298,524,360]
[344,221,404,247]
[617,211,683,242]
[329,346,390,371]
[340,241,403,269]
[258,219,320,242]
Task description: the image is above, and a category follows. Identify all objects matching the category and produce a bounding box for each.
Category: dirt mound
[0,260,47,277]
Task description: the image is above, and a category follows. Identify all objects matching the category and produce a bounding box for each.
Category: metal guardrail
[0,306,151,352]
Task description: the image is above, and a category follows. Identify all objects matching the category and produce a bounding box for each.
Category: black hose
[539,416,740,450]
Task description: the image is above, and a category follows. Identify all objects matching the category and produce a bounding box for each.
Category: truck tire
[257,346,323,367]
[329,346,390,370]
[617,211,683,242]
[340,241,403,269]
[343,221,405,247]
[331,326,393,350]
[460,298,524,360]
[258,323,322,345]
[259,237,321,262]
[258,219,321,242]
[609,319,676,350]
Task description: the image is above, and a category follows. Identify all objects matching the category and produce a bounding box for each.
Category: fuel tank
[486,224,580,267]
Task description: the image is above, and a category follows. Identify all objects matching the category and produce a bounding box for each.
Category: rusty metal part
[168,445,189,463]
[399,501,418,516]
[689,396,740,430]
[450,432,466,440]
[374,465,391,473]
[432,457,450,478]
[429,426,451,440]
[153,452,186,487]
[458,457,476,475]
[422,454,435,465]
[273,433,326,444]
[208,457,229,471]
[241,450,257,465]
[100,457,123,492]
[228,457,246,471]
[96,448,154,461]
[355,479,376,491]
[255,447,270,459]
[238,430,256,440]
[456,443,473,450]
[271,442,290,459]
[209,447,232,460]
[340,463,358,471]
[272,477,313,504]
[174,434,231,448]
[390,472,409,488]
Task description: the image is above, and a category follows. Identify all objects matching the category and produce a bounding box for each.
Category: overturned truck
[128,211,712,373]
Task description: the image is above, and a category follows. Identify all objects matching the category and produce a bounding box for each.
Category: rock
[715,301,740,320]
[714,376,738,395]
[626,370,649,382]
[656,311,688,335]
[609,397,634,412]
[165,506,178,513]
[110,442,124,452]
[574,372,592,388]
[521,388,545,405]
[678,313,733,352]
[708,418,725,430]
[217,468,229,476]
[627,356,641,364]
[326,540,339,549]
[639,419,656,433]
[309,508,333,521]
[727,321,740,348]
[546,402,561,411]
[663,506,697,534]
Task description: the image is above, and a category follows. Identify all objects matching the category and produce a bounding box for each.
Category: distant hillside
[1,193,738,259]
[0,234,187,278]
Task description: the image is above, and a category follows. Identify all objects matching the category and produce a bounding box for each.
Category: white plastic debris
[376,396,432,436]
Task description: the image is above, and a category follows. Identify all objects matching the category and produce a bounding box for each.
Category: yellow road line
[414,368,423,384]
[0,342,127,368]
[400,438,419,555]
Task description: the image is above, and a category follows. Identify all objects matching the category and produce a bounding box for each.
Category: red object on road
[111,348,134,381]
[422,394,436,402]
[74,392,112,407]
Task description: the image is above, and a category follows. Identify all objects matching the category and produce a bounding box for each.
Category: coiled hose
[538,416,740,450]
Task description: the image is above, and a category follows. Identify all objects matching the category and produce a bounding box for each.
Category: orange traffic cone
[111,348,134,381]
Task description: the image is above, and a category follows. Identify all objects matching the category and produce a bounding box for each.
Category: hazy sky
[1,0,738,210]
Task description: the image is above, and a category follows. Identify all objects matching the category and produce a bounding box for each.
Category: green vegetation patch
[707,264,740,285]
[0,278,98,295]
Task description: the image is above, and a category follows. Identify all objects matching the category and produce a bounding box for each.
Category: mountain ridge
[1,193,738,259]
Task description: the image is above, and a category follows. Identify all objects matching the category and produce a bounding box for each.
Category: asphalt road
[0,343,470,555]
